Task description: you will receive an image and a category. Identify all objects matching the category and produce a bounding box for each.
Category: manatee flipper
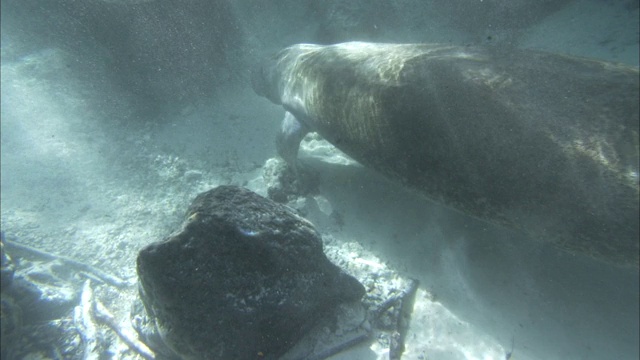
[276,111,309,164]
[271,112,318,200]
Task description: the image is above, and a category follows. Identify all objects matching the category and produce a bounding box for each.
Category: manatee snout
[250,57,281,105]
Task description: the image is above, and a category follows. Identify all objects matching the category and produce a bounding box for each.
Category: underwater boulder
[136,185,364,360]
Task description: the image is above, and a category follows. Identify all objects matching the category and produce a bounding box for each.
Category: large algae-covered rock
[136,185,365,360]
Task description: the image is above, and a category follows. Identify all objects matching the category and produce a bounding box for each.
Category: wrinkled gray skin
[252,42,639,267]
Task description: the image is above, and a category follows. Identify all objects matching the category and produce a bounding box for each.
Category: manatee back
[272,43,640,267]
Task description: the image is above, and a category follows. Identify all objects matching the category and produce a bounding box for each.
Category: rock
[262,157,319,203]
[262,157,296,203]
[136,185,365,360]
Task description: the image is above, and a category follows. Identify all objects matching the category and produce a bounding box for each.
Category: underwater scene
[1,1,638,359]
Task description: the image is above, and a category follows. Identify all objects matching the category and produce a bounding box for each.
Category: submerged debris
[3,239,132,289]
[0,233,142,359]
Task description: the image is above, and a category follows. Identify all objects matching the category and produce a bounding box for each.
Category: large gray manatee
[252,42,639,267]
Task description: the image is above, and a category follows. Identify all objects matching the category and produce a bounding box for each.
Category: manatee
[252,42,639,267]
